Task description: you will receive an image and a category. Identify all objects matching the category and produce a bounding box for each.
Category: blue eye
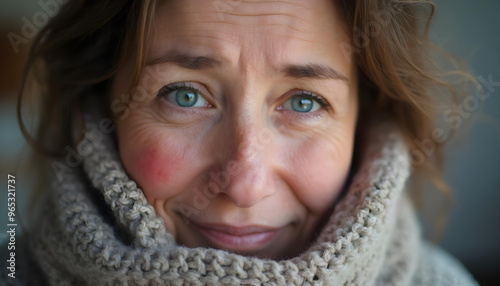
[284,93,324,113]
[172,89,199,107]
[159,84,209,108]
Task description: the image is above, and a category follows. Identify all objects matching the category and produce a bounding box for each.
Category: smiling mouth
[193,223,282,252]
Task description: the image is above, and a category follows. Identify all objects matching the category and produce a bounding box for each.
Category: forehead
[149,0,352,72]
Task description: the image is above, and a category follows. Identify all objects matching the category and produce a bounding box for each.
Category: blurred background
[0,0,499,284]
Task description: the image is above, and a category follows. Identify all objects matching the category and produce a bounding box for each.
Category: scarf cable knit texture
[1,113,478,286]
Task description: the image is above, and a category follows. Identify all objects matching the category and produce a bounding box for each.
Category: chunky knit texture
[1,115,478,285]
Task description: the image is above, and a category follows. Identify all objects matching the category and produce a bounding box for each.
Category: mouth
[193,222,282,252]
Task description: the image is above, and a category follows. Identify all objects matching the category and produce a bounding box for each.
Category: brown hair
[18,0,474,218]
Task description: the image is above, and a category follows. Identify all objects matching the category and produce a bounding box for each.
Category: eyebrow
[281,64,348,81]
[147,50,348,81]
[146,50,224,69]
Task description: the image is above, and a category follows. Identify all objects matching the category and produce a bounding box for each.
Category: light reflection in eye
[283,92,328,113]
[158,83,209,108]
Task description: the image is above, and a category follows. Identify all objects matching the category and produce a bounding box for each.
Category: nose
[212,113,276,208]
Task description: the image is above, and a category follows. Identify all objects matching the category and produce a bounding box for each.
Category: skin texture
[112,0,358,260]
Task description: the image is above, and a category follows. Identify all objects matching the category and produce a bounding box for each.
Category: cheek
[140,148,176,184]
[121,146,182,199]
[289,137,353,214]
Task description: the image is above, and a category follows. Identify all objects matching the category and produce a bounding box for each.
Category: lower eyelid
[279,109,325,121]
[157,98,212,119]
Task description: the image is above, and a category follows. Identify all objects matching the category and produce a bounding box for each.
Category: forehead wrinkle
[154,0,336,54]
[198,0,309,18]
[234,31,297,81]
[151,0,353,81]
[165,0,314,31]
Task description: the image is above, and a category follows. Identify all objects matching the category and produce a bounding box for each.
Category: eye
[158,83,209,108]
[282,92,329,113]
[168,89,207,107]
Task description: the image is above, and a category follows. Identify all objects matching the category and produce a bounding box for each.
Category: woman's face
[112,0,358,259]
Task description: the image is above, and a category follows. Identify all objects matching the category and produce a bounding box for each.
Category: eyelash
[157,82,331,112]
[157,82,203,98]
[292,90,331,111]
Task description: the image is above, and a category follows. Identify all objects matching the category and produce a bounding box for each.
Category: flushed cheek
[122,146,182,200]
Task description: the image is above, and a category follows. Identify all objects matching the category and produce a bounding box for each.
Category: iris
[175,89,198,107]
[291,96,314,112]
[160,85,208,108]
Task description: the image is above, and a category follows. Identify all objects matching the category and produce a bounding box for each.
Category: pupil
[183,93,194,102]
[293,97,313,112]
[176,90,197,107]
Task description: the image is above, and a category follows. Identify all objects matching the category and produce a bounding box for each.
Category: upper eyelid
[288,90,332,111]
[160,82,201,93]
[158,82,211,100]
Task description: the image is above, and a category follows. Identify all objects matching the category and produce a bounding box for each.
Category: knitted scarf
[29,115,421,286]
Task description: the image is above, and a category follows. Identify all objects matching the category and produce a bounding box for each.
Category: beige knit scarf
[29,114,421,285]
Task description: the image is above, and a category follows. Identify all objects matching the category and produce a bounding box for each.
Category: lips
[193,223,281,252]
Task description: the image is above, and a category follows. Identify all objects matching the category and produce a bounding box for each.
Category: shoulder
[409,240,479,286]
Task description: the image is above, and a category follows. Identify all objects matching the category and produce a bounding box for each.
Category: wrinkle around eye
[121,111,166,144]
